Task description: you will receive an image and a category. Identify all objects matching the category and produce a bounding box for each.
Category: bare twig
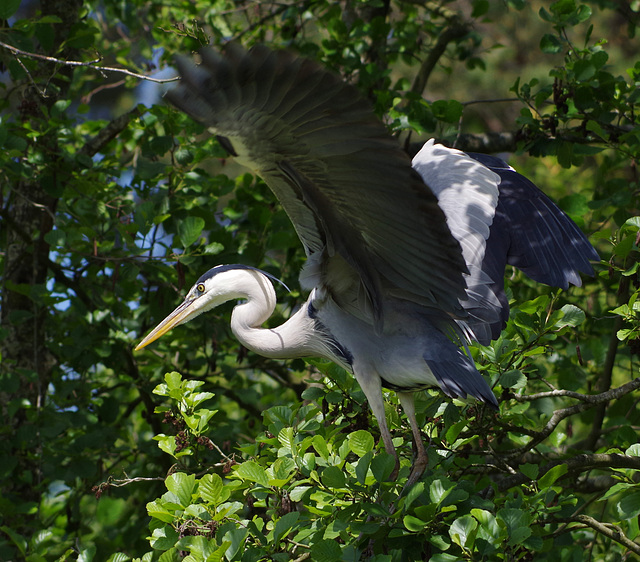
[0,40,178,84]
[511,388,597,402]
[507,378,640,458]
[552,514,640,555]
[107,476,165,487]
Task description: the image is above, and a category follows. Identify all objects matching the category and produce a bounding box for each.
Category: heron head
[135,264,286,351]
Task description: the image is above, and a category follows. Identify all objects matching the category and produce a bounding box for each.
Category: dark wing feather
[166,44,468,328]
[468,152,599,342]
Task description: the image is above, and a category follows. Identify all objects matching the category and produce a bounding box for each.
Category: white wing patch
[412,140,502,325]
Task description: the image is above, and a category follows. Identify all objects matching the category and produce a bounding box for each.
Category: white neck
[226,271,326,360]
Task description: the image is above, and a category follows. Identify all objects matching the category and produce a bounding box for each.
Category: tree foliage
[0,0,639,560]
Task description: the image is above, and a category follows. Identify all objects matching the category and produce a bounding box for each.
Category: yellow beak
[135,296,200,351]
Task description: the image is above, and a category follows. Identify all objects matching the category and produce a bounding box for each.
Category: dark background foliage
[0,0,639,560]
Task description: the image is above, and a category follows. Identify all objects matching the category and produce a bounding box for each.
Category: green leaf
[538,463,568,488]
[270,457,296,482]
[371,453,396,483]
[312,435,330,460]
[278,426,295,452]
[105,553,131,562]
[404,481,425,511]
[178,216,205,247]
[221,527,248,561]
[321,466,346,489]
[301,386,326,401]
[497,508,531,546]
[600,482,633,502]
[449,515,478,549]
[289,485,312,502]
[471,508,501,539]
[272,511,300,544]
[186,391,215,408]
[404,515,426,532]
[520,463,539,480]
[149,525,179,550]
[175,147,194,165]
[429,555,460,562]
[617,490,640,519]
[556,305,585,328]
[147,500,175,524]
[154,434,177,457]
[165,372,183,391]
[310,539,342,562]
[471,0,489,18]
[540,34,563,54]
[0,0,21,18]
[355,451,374,484]
[431,99,464,123]
[199,473,224,505]
[0,525,27,555]
[235,461,269,486]
[136,158,167,180]
[157,548,179,562]
[166,473,196,507]
[430,478,452,504]
[499,370,527,390]
[348,430,374,456]
[626,444,640,457]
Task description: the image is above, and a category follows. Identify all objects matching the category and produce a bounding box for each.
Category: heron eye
[196,283,205,293]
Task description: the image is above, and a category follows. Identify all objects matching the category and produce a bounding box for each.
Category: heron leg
[397,391,428,486]
[352,368,400,479]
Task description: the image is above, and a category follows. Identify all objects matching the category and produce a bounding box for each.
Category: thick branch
[410,20,471,97]
[498,453,640,492]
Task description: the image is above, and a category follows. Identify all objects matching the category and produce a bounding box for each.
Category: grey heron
[136,44,598,484]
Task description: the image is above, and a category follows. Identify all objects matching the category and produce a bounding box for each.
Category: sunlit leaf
[348,430,374,456]
[235,461,269,487]
[165,472,196,507]
[178,216,205,247]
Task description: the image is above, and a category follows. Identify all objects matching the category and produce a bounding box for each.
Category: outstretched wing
[165,43,468,328]
[414,143,599,345]
[469,152,599,342]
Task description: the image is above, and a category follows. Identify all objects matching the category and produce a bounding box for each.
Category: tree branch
[498,453,640,492]
[78,106,142,158]
[553,514,640,555]
[409,19,471,98]
[510,388,597,402]
[577,275,630,450]
[0,40,177,91]
[506,378,640,458]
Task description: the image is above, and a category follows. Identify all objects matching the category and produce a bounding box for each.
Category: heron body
[136,44,598,484]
